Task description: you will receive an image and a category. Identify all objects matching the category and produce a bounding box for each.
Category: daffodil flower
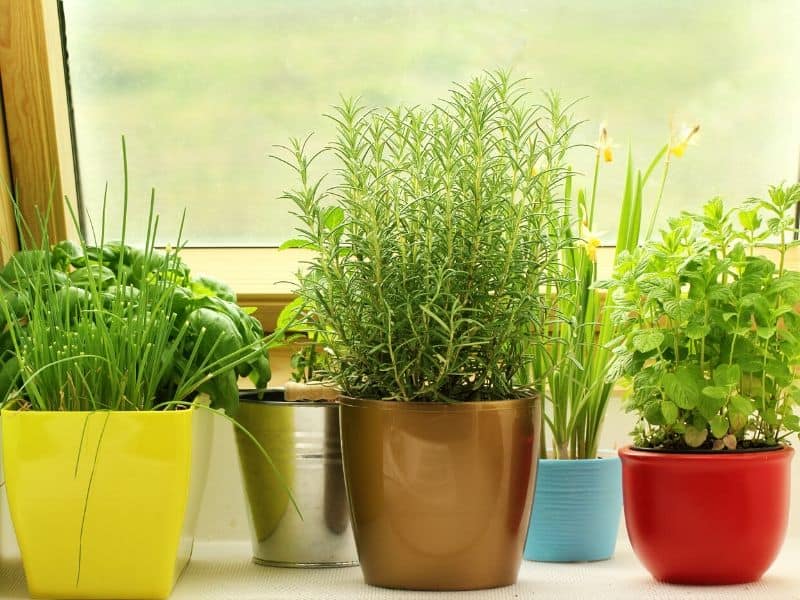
[595,122,616,163]
[669,124,700,158]
[577,220,604,262]
[530,154,548,177]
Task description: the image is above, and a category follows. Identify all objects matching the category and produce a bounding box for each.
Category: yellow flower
[669,123,700,158]
[577,220,604,262]
[595,122,616,163]
[530,154,548,177]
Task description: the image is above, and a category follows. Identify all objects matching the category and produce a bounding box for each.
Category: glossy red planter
[619,445,793,585]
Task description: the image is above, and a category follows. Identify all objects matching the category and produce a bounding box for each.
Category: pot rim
[338,395,537,412]
[0,407,194,416]
[619,444,794,461]
[240,388,349,407]
[539,449,621,462]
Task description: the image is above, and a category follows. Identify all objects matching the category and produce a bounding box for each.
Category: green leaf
[247,354,271,389]
[663,370,700,409]
[713,364,741,387]
[323,206,344,230]
[738,208,761,232]
[51,240,84,269]
[702,386,728,400]
[685,322,711,340]
[729,395,753,414]
[782,414,800,432]
[632,330,664,353]
[276,296,312,332]
[279,238,314,250]
[187,308,244,361]
[660,400,678,424]
[663,299,694,322]
[709,415,729,438]
[644,400,666,425]
[698,390,727,420]
[69,265,117,290]
[198,369,239,416]
[54,286,91,317]
[684,425,708,448]
[0,356,20,400]
[190,274,237,303]
[2,250,49,283]
[756,326,776,340]
[2,290,30,321]
[728,410,748,431]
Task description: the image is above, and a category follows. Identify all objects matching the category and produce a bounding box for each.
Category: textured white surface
[3,540,800,599]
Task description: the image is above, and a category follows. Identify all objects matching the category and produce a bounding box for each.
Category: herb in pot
[603,183,800,450]
[0,148,273,415]
[276,71,575,402]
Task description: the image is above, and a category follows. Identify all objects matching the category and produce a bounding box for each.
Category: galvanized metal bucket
[234,389,358,567]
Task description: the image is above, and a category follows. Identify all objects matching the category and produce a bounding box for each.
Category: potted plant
[277,71,572,590]
[234,306,357,568]
[521,124,698,562]
[0,150,278,599]
[604,183,800,584]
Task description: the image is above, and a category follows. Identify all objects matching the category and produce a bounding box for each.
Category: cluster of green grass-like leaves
[0,152,271,414]
[604,183,800,449]
[277,71,575,402]
[523,141,674,458]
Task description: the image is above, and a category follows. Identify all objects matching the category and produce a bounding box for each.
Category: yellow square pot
[1,408,212,600]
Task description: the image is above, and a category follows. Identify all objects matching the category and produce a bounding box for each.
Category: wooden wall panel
[0,84,17,263]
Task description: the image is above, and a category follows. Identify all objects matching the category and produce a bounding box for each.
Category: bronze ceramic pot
[340,396,540,590]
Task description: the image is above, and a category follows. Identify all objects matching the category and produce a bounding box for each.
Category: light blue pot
[524,455,622,562]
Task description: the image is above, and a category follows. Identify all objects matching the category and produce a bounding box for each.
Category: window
[63,0,800,246]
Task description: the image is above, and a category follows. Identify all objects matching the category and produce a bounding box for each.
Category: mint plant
[604,183,800,449]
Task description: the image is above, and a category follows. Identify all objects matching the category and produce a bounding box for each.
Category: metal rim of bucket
[239,388,340,406]
[252,557,358,569]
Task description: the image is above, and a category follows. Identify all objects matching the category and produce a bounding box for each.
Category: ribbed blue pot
[524,455,622,562]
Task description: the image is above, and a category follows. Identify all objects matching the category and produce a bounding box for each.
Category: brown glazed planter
[339,396,540,590]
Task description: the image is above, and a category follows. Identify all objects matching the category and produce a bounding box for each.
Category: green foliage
[604,183,800,449]
[277,71,574,402]
[520,137,675,459]
[0,149,276,414]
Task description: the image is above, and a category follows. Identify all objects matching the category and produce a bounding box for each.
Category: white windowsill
[2,538,799,599]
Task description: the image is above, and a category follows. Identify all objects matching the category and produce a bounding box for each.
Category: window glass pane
[64,0,800,246]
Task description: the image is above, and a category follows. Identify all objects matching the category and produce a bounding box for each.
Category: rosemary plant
[278,71,576,402]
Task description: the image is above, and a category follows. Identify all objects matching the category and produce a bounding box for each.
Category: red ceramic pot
[619,445,793,585]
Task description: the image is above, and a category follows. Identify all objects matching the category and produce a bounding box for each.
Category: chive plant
[278,71,576,402]
[0,146,269,413]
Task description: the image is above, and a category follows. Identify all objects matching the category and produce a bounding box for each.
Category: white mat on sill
[2,539,799,600]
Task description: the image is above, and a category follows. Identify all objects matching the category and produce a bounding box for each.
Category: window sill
[3,538,798,599]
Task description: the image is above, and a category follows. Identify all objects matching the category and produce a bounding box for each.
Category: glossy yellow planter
[1,408,212,599]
